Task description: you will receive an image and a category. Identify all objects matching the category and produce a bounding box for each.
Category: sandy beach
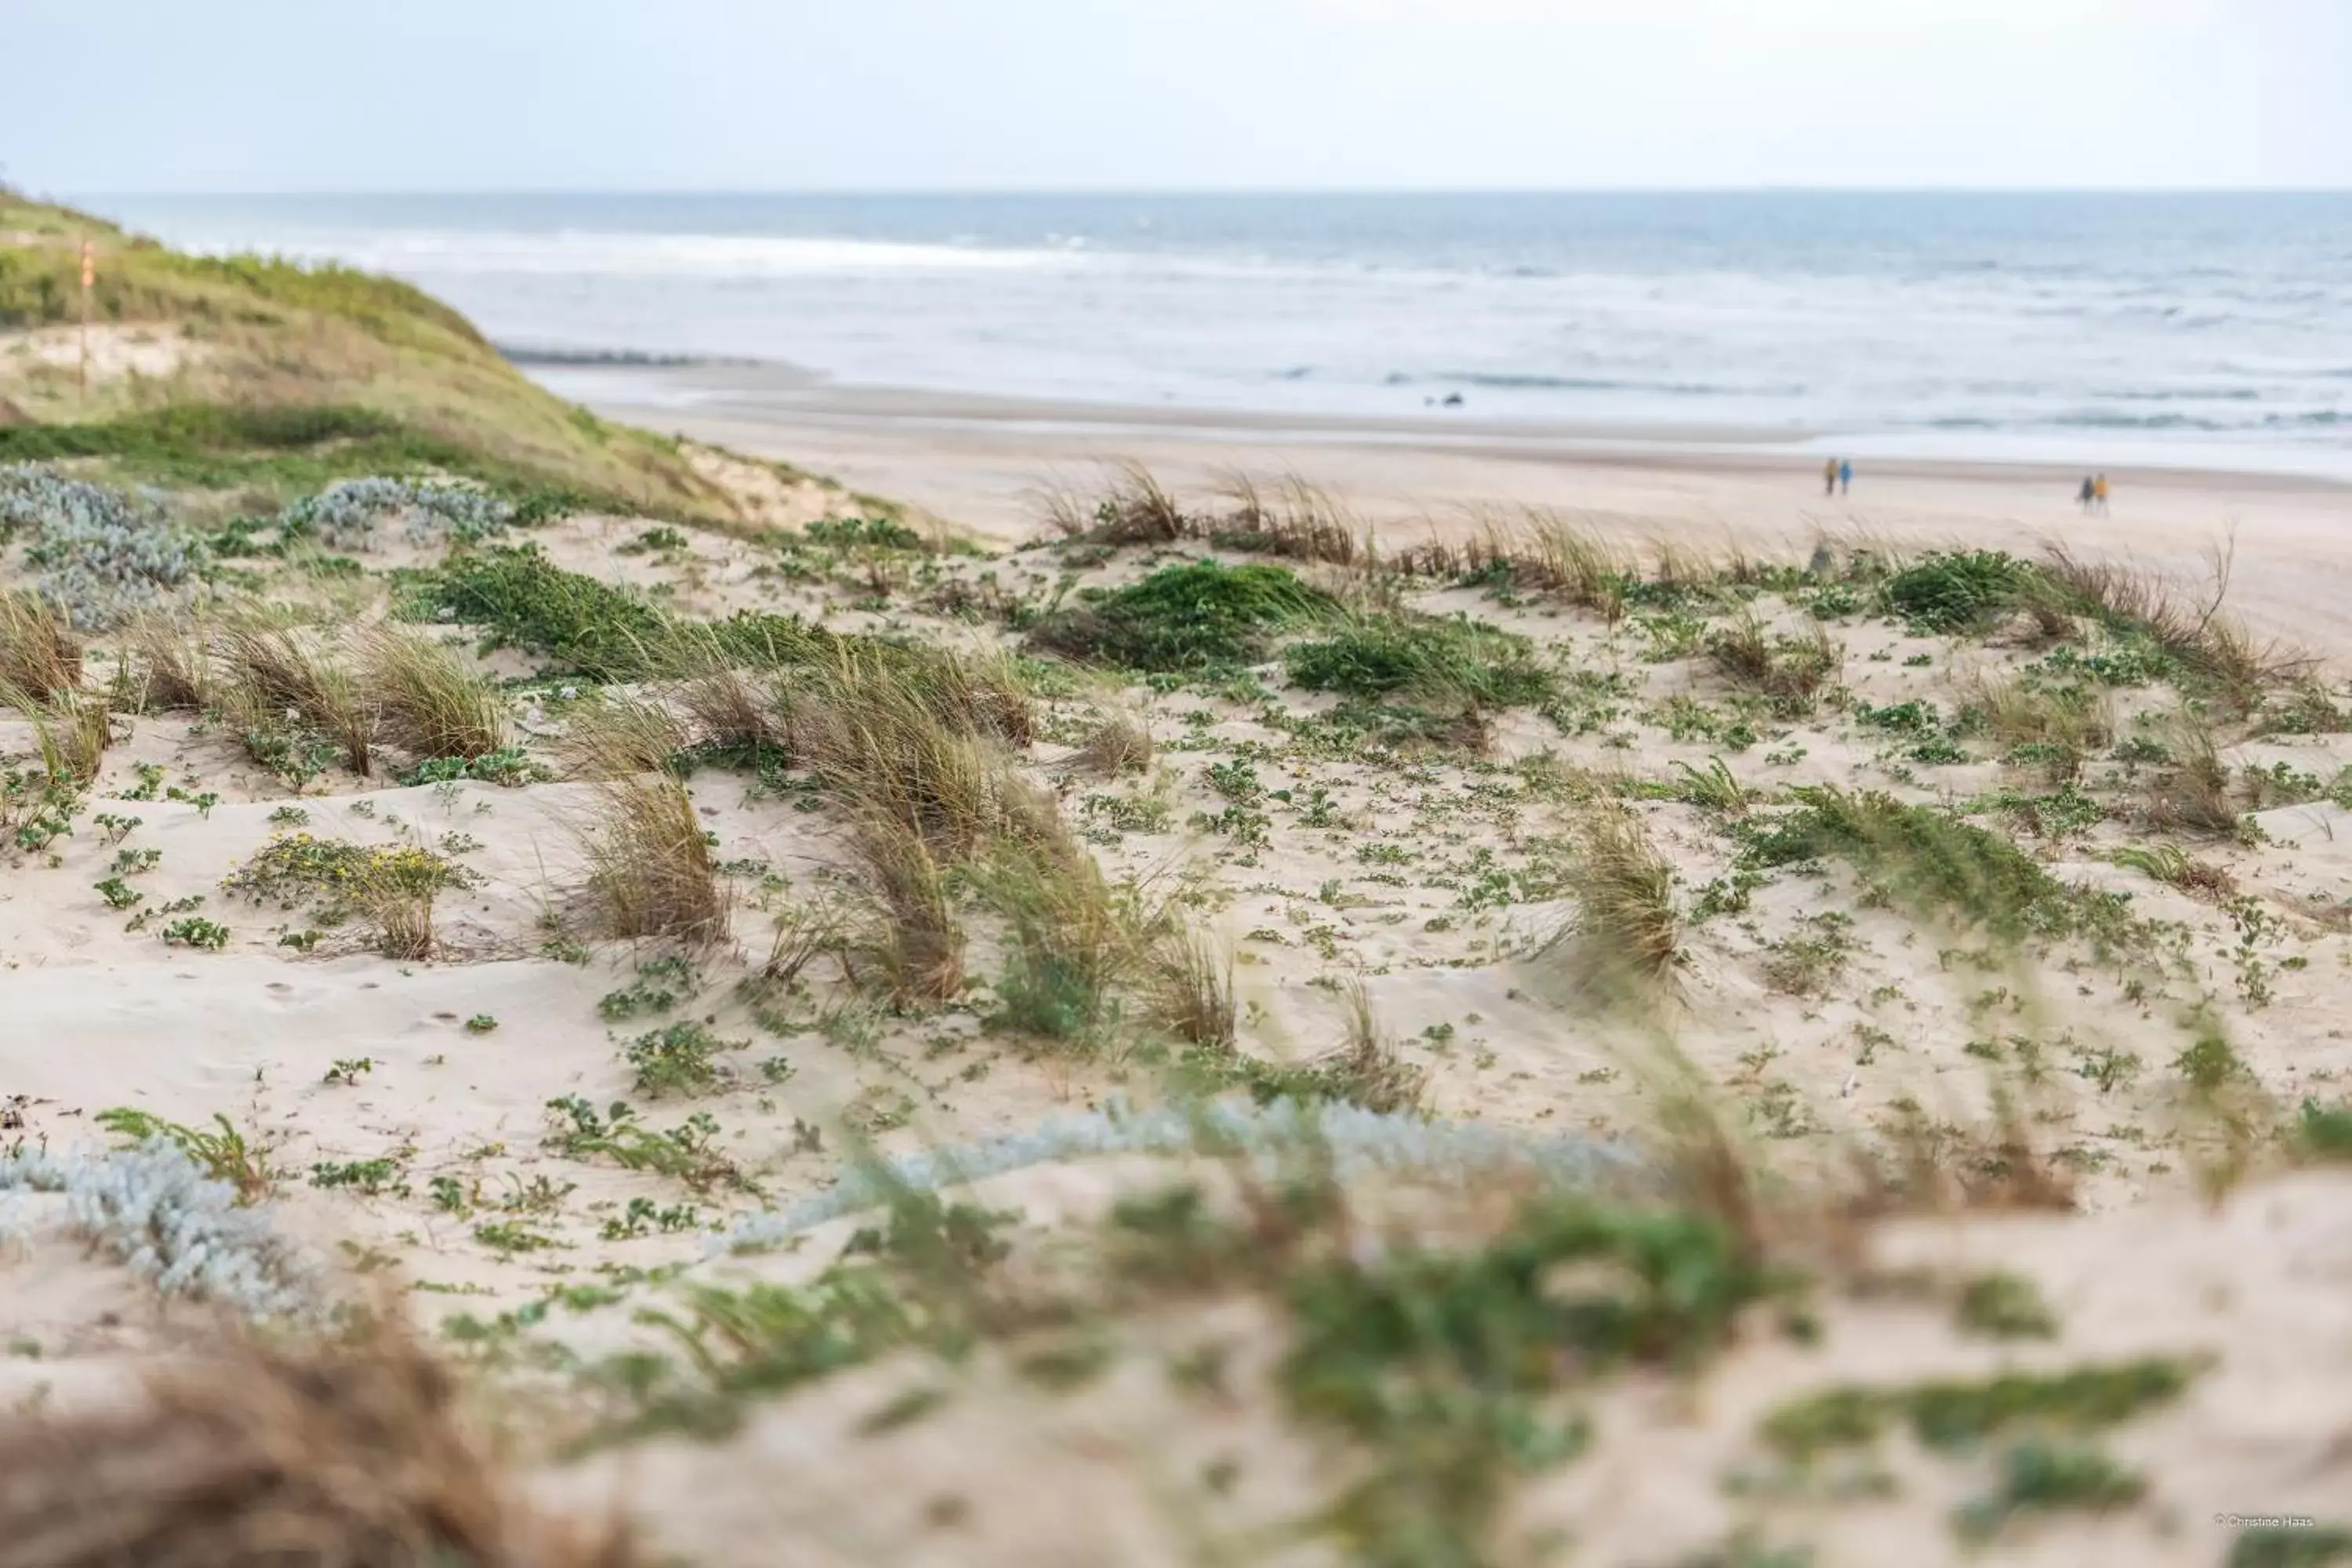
[563,361,2352,653]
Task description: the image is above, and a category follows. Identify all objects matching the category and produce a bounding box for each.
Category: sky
[4,0,2347,192]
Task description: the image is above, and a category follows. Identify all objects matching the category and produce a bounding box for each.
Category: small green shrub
[161,916,230,949]
[624,1021,747,1097]
[1284,615,1554,709]
[1885,550,2029,632]
[1761,1357,2198,1462]
[2295,1097,2352,1160]
[1027,561,1331,673]
[1282,1198,1777,1566]
[1956,1272,2060,1340]
[93,1108,274,1201]
[396,746,546,788]
[1954,1441,2143,1541]
[310,1157,406,1196]
[807,516,926,551]
[1744,787,2131,949]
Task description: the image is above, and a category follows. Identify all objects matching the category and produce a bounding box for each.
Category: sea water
[86,191,2352,470]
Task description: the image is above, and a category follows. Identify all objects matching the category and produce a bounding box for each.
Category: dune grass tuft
[1707,608,1841,715]
[0,1316,646,1568]
[1208,471,1367,566]
[673,661,791,768]
[1393,510,1635,622]
[1310,978,1430,1114]
[1062,462,1190,544]
[585,777,731,945]
[5,684,111,786]
[2109,842,2235,898]
[0,590,82,701]
[842,815,965,1004]
[1069,713,1154,778]
[2041,542,2307,706]
[220,623,372,777]
[358,626,510,763]
[1671,757,1749,815]
[976,844,1138,1045]
[122,613,211,713]
[558,691,693,782]
[1545,804,1682,997]
[1962,673,2114,784]
[2140,713,2239,836]
[790,649,1039,862]
[1145,923,1237,1052]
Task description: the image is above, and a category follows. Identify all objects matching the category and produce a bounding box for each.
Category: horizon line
[58,183,2352,201]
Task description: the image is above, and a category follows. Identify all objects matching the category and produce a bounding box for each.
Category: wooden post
[78,240,93,401]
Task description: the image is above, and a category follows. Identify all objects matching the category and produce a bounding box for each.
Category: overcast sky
[5,0,2347,193]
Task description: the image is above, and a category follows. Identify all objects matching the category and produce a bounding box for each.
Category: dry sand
[6,406,2352,1565]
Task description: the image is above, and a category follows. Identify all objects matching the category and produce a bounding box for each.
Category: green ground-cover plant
[221,832,478,958]
[405,546,943,697]
[162,916,231,949]
[623,1021,749,1097]
[401,546,679,680]
[1876,543,2296,705]
[1742,786,2136,949]
[0,402,648,522]
[1953,1440,2144,1541]
[1760,1357,2198,1461]
[590,1189,1011,1442]
[1180,979,1426,1113]
[543,1097,753,1193]
[1885,550,2032,633]
[1284,613,1555,710]
[1027,560,1334,673]
[1956,1272,2060,1340]
[93,1107,276,1203]
[1281,1196,1780,1567]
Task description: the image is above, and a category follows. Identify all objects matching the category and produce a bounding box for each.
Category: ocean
[87,191,2352,473]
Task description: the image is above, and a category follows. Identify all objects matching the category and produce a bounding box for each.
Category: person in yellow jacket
[1824,458,1838,496]
[2093,474,2110,514]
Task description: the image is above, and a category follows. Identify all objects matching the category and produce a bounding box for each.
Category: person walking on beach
[1824,458,1839,496]
[2078,476,2096,512]
[1838,459,1853,496]
[2093,474,2110,514]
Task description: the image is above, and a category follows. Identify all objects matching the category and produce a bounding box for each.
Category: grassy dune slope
[10,212,2352,1566]
[0,192,768,521]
